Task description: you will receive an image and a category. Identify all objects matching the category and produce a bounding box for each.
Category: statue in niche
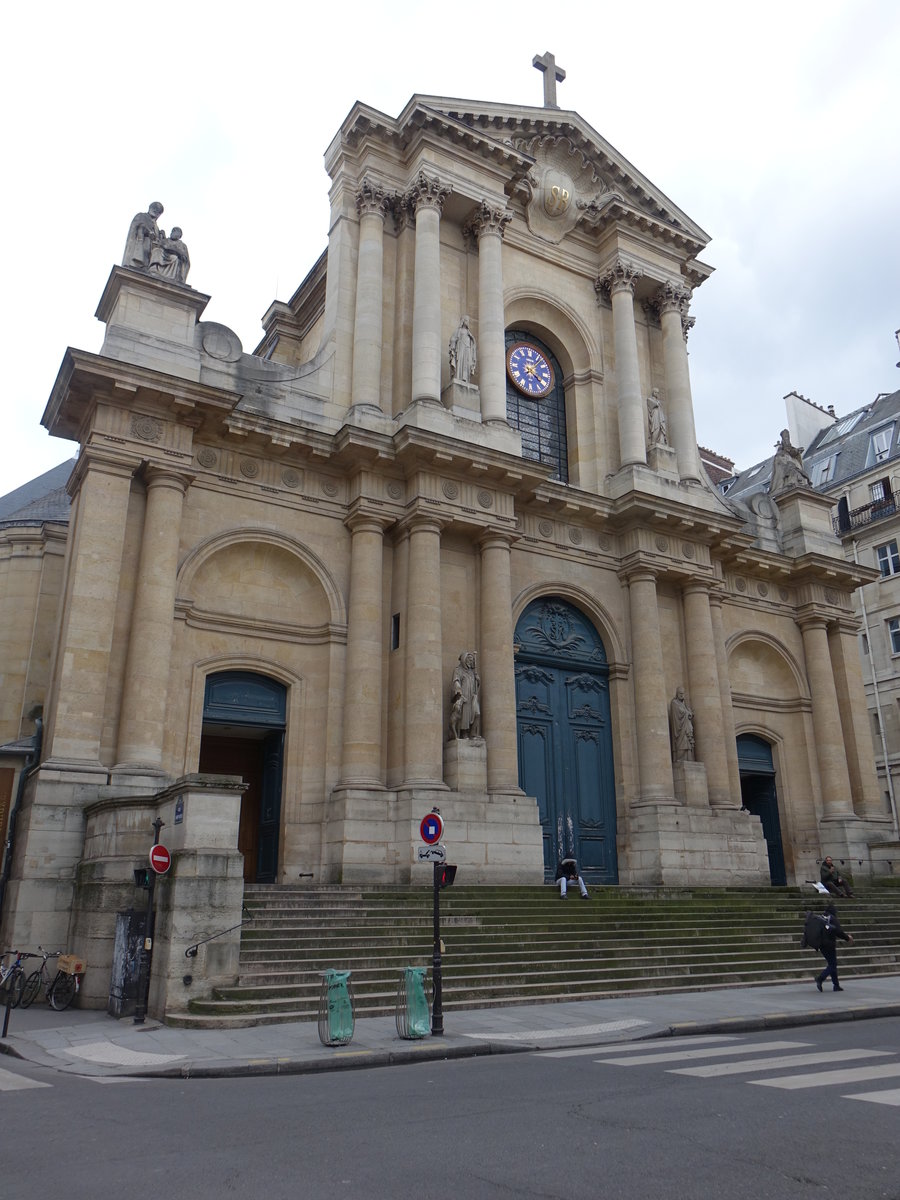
[647,388,669,447]
[123,202,165,270]
[449,316,477,384]
[669,686,695,762]
[769,429,811,494]
[148,226,191,284]
[449,651,481,739]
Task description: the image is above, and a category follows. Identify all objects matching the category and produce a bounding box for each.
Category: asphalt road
[2,1017,899,1200]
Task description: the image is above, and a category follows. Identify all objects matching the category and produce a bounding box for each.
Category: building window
[811,455,838,485]
[390,613,400,650]
[876,541,900,577]
[889,617,900,655]
[505,330,568,483]
[867,425,895,466]
[871,480,887,502]
[862,632,869,655]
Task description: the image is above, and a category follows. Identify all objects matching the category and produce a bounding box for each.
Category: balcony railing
[833,497,897,535]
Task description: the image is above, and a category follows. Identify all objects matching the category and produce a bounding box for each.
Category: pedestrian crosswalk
[0,1064,152,1092]
[537,1033,900,1107]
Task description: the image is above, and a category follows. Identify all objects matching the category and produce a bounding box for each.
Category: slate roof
[0,459,75,529]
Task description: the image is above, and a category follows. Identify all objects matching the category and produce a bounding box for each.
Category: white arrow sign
[417,843,447,863]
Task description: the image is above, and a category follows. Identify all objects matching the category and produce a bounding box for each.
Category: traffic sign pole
[134,816,165,1025]
[432,859,443,1037]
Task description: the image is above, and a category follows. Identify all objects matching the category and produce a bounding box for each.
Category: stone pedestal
[673,760,709,808]
[647,443,679,479]
[620,804,770,886]
[772,486,845,559]
[441,379,482,421]
[443,738,487,792]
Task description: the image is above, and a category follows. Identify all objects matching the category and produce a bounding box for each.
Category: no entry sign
[419,812,444,845]
[149,844,171,874]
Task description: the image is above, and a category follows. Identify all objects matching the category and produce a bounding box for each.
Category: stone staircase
[175,884,900,1028]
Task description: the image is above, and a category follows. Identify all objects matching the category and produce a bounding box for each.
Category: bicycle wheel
[4,969,25,1008]
[49,971,76,1011]
[20,968,42,1008]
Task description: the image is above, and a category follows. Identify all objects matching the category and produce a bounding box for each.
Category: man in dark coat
[820,856,853,897]
[815,902,853,992]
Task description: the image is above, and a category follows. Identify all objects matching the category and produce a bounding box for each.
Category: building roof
[0,459,75,528]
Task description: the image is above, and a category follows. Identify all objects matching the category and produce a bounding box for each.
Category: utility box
[107,909,147,1018]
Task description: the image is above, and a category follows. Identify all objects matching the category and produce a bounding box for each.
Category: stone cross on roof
[533,51,566,108]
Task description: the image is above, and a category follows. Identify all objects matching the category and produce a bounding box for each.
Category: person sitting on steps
[820,855,854,897]
[555,857,589,899]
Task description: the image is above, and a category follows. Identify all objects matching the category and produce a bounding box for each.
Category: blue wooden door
[737,734,787,886]
[514,598,618,883]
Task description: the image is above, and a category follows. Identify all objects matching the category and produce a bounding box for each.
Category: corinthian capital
[355,177,392,219]
[403,171,452,217]
[463,200,513,242]
[596,256,642,297]
[654,280,692,317]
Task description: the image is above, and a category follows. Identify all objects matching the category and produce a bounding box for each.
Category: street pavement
[3,974,900,1080]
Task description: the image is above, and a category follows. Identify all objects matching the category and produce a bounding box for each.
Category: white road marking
[750,1063,900,1090]
[468,1018,649,1042]
[0,1066,50,1091]
[844,1088,900,1107]
[597,1040,810,1066]
[539,1035,738,1058]
[670,1049,894,1078]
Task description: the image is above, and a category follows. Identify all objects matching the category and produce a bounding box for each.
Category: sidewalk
[3,975,900,1080]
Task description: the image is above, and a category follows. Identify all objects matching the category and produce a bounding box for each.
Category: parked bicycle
[19,947,62,1009]
[0,950,30,1009]
[46,954,86,1011]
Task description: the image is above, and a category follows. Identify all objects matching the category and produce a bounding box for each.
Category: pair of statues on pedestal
[122,201,191,285]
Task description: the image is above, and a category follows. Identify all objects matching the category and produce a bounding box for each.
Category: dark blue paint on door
[737,733,787,886]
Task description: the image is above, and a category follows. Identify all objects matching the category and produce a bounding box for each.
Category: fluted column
[683,582,732,807]
[350,179,390,412]
[45,454,135,766]
[655,282,703,482]
[600,258,645,468]
[478,532,519,792]
[625,568,676,804]
[403,515,444,785]
[799,616,856,820]
[465,202,512,424]
[406,172,451,405]
[115,468,190,770]
[339,513,389,787]
[709,589,742,805]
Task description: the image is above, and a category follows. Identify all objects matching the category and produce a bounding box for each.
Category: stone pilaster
[338,512,389,787]
[115,468,191,773]
[624,567,676,804]
[465,202,513,425]
[709,588,742,806]
[599,258,645,468]
[403,515,445,786]
[828,618,884,820]
[655,282,703,483]
[478,531,519,792]
[350,179,390,413]
[405,172,451,406]
[44,453,135,767]
[683,581,732,807]
[799,615,856,821]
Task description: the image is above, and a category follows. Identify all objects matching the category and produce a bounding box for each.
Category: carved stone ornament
[355,177,391,219]
[598,534,612,551]
[200,323,243,363]
[538,519,554,538]
[463,201,513,243]
[240,459,259,479]
[322,480,339,497]
[597,257,642,298]
[515,135,619,245]
[131,414,163,443]
[387,481,403,500]
[477,490,493,509]
[403,172,451,218]
[196,447,217,468]
[654,280,692,318]
[281,469,301,489]
[825,587,838,605]
[442,481,459,500]
[568,527,582,545]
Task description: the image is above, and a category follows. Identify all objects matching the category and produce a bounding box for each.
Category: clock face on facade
[506,341,554,398]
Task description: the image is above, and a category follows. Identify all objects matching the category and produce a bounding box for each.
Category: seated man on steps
[556,857,589,899]
[820,856,854,897]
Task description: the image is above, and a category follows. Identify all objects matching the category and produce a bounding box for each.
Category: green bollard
[317,969,354,1046]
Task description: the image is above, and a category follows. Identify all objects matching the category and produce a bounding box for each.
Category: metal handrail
[184,907,252,959]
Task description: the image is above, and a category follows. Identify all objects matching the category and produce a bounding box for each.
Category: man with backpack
[814,902,853,992]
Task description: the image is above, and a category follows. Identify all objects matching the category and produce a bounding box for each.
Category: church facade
[0,76,894,1015]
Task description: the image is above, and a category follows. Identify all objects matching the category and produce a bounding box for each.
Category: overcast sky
[2,0,898,494]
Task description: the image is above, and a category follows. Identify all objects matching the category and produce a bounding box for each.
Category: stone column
[624,568,676,803]
[655,282,703,483]
[339,513,388,787]
[44,454,135,766]
[600,258,646,468]
[799,615,856,820]
[403,515,444,785]
[115,468,191,772]
[709,589,742,805]
[683,582,732,807]
[828,618,884,819]
[465,202,512,424]
[406,172,451,406]
[350,179,390,413]
[478,532,519,792]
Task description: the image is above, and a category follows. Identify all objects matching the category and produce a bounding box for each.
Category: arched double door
[514,597,618,883]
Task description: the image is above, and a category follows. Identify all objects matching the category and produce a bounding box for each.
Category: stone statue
[647,388,668,447]
[769,429,811,493]
[123,202,164,270]
[669,686,695,762]
[148,226,191,284]
[450,651,481,739]
[449,316,477,384]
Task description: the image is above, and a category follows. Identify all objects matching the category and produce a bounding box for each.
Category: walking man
[815,902,853,992]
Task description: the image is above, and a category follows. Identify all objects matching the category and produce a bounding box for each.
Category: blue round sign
[420,813,444,845]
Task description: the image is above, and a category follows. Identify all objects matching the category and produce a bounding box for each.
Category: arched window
[504,330,568,482]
